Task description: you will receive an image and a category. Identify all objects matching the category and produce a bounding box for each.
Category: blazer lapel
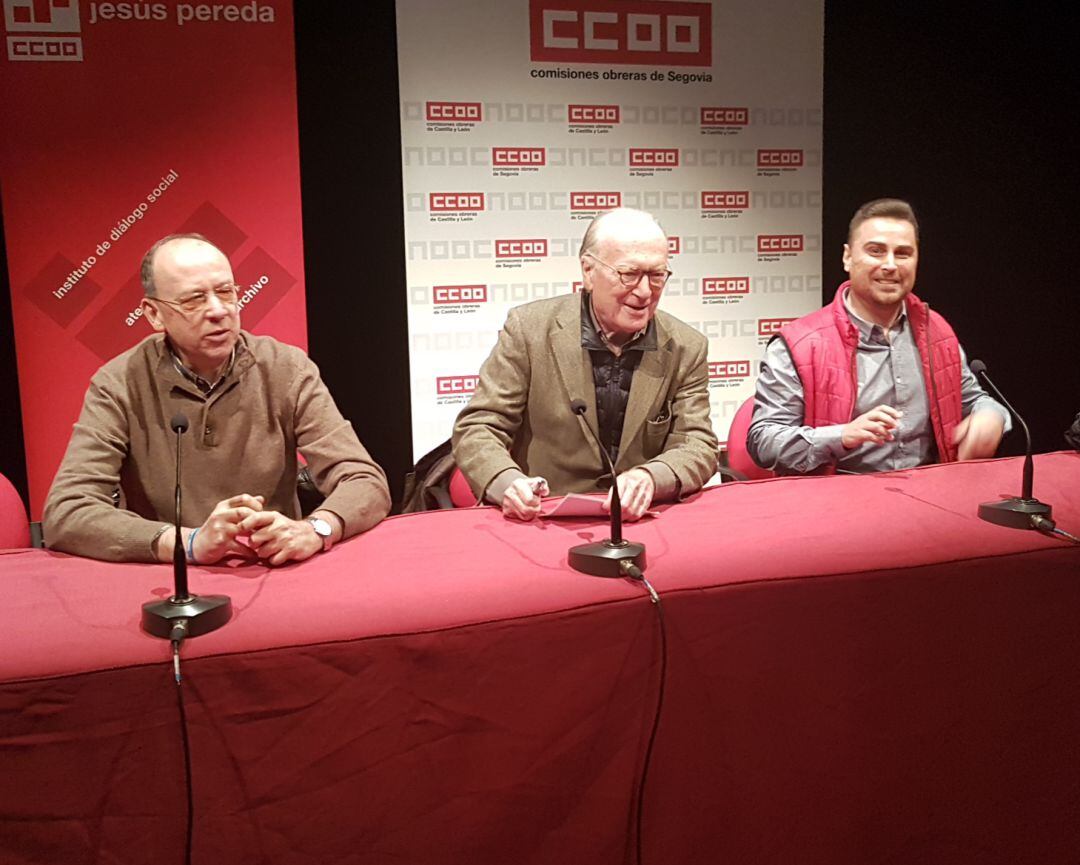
[550,303,599,448]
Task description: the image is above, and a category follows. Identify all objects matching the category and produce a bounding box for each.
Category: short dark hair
[140,233,219,296]
[848,198,919,243]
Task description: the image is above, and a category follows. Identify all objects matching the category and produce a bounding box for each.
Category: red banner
[0,0,305,516]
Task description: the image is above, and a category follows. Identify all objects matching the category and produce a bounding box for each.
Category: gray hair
[578,207,665,258]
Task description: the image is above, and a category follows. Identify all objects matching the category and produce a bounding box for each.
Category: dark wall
[2,5,1076,512]
[822,8,1078,456]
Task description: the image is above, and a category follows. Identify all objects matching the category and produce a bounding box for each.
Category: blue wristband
[186,527,199,564]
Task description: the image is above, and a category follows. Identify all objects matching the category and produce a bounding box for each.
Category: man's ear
[580,256,594,289]
[141,298,166,333]
[841,243,852,273]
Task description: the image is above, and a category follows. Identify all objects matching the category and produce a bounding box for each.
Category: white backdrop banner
[396,0,823,460]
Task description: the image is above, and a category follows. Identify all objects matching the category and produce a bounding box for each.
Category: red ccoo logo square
[430,193,485,212]
[757,149,804,168]
[629,148,679,167]
[757,235,804,253]
[426,101,482,122]
[492,147,546,167]
[703,277,750,296]
[668,237,680,254]
[758,318,796,336]
[436,375,480,395]
[701,191,749,210]
[700,107,749,126]
[495,239,549,258]
[569,104,620,124]
[708,360,752,380]
[570,191,622,210]
[529,0,711,67]
[433,285,488,304]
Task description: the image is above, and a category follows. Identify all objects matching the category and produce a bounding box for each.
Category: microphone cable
[169,626,195,865]
[1031,515,1080,544]
[620,560,668,865]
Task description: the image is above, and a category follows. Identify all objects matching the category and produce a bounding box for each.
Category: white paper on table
[539,494,660,519]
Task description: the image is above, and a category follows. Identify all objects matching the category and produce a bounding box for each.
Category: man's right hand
[501,476,549,521]
[190,493,265,563]
[841,404,903,449]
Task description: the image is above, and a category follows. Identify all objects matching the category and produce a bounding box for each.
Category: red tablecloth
[2,453,1078,864]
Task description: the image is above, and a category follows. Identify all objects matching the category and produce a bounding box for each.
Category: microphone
[141,412,232,641]
[969,359,1054,531]
[566,399,646,578]
[571,399,623,543]
[170,413,190,601]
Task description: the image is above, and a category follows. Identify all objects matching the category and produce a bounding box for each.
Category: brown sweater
[43,332,390,562]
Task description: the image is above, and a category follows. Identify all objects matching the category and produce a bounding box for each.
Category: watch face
[309,518,332,537]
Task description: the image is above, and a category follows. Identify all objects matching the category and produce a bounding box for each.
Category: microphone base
[141,594,232,640]
[569,539,646,578]
[978,497,1052,531]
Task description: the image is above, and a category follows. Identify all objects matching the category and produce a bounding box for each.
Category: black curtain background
[1,4,1076,512]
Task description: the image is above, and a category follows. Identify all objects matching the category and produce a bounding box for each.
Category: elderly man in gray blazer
[452,207,718,521]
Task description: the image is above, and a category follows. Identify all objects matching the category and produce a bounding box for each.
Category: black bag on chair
[1065,412,1080,452]
[400,439,458,513]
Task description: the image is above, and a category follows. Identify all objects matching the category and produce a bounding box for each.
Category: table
[2,453,1078,864]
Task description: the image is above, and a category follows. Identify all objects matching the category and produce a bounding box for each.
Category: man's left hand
[239,510,323,566]
[603,468,655,522]
[954,409,1006,461]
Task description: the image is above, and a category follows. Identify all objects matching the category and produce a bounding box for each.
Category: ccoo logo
[757,235,804,253]
[434,285,488,305]
[758,318,796,336]
[430,193,485,212]
[700,107,748,126]
[701,191,749,210]
[569,104,620,124]
[495,239,549,258]
[5,0,83,61]
[708,360,751,380]
[629,148,679,167]
[757,149,804,167]
[570,191,621,210]
[703,277,750,296]
[436,375,480,395]
[529,0,711,67]
[492,147,546,166]
[426,101,482,122]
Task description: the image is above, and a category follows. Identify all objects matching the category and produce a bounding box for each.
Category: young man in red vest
[747,198,1009,475]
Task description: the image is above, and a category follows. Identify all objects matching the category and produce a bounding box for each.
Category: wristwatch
[307,517,333,553]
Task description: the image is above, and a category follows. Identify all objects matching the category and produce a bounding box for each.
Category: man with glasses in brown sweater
[44,234,390,564]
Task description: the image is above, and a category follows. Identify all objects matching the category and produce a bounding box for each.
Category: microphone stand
[970,360,1054,531]
[567,400,646,578]
[141,414,232,641]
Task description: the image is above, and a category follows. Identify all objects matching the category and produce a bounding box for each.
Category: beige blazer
[452,294,718,500]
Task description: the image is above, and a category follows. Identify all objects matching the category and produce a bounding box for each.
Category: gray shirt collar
[842,287,908,344]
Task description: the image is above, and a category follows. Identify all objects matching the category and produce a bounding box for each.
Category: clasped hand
[191,493,323,566]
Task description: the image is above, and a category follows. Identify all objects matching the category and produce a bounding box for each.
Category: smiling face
[140,237,241,379]
[581,211,668,343]
[842,217,919,326]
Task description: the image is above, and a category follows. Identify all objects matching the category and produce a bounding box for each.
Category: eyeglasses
[150,283,240,314]
[585,253,672,289]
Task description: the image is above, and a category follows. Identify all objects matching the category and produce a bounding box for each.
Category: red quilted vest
[777,282,964,468]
